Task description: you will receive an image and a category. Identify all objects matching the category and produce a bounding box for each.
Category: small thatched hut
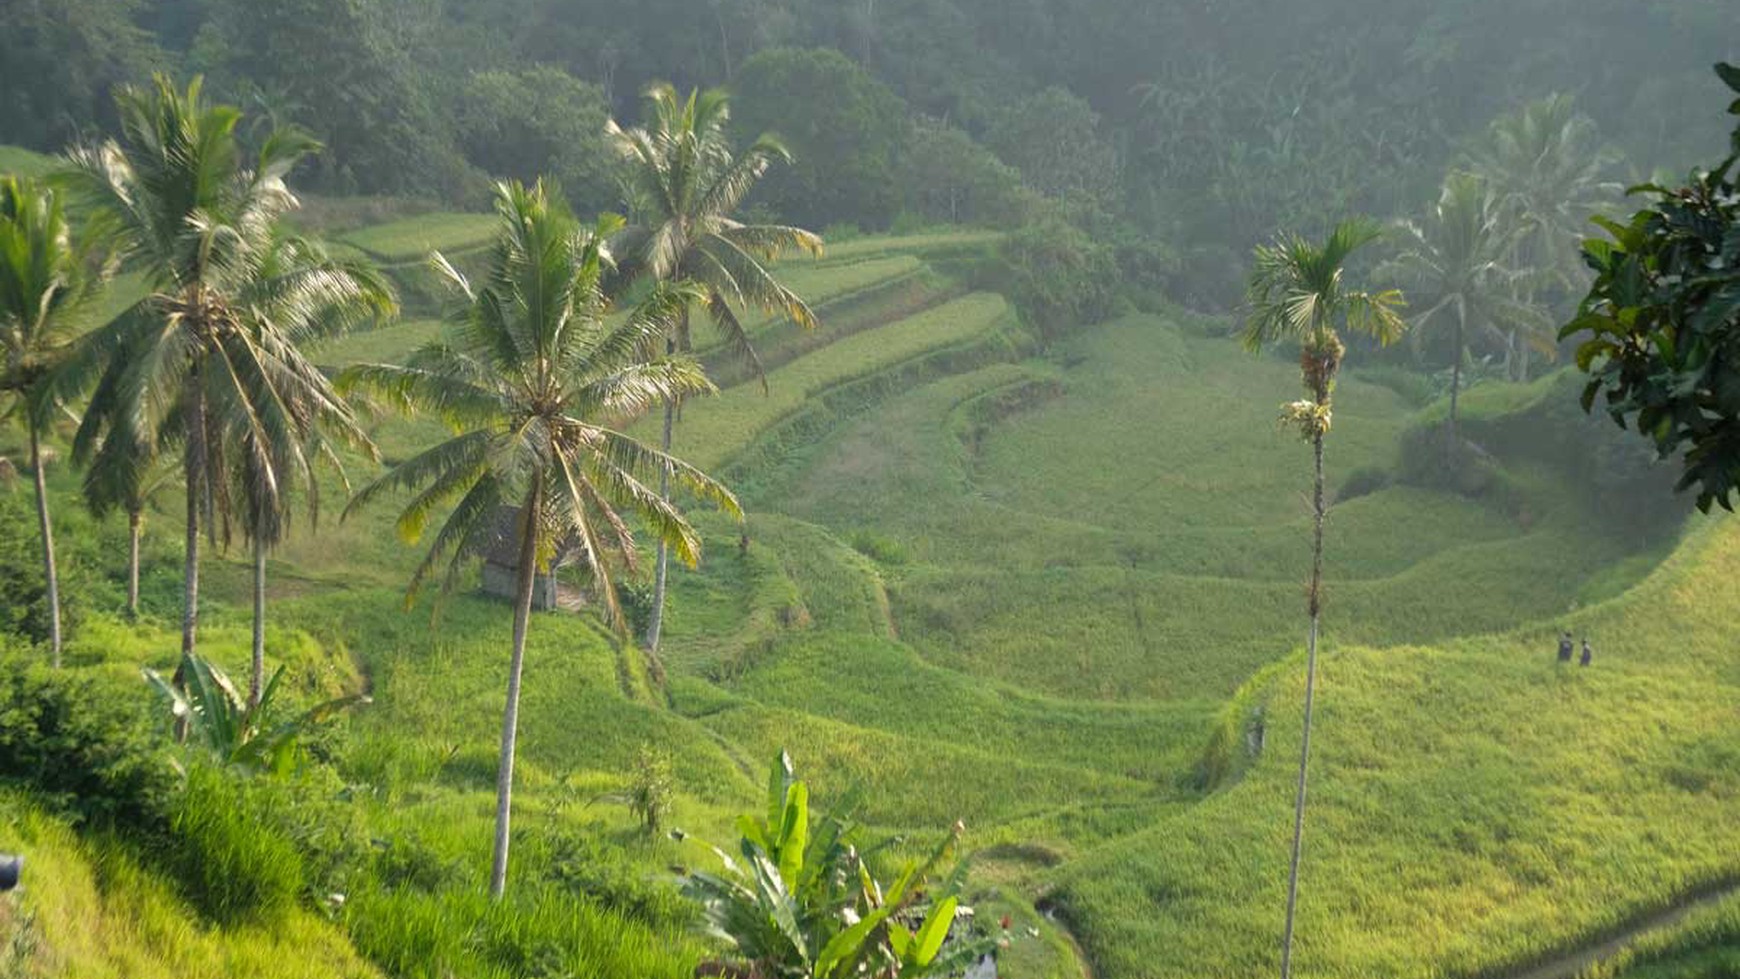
[478,505,580,611]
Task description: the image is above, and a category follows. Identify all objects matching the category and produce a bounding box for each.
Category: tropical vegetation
[605,82,821,658]
[1242,217,1405,977]
[1562,63,1740,511]
[0,12,1736,979]
[339,178,740,898]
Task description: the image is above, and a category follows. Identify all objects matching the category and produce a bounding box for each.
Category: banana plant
[143,651,368,775]
[683,751,995,979]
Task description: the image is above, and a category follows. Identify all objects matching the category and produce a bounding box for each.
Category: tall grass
[335,212,498,261]
[663,292,1015,469]
[6,223,1731,979]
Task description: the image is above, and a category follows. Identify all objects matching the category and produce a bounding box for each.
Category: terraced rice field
[18,224,1733,979]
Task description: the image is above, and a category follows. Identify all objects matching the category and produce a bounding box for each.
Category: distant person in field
[1558,631,1574,663]
[1580,637,1593,667]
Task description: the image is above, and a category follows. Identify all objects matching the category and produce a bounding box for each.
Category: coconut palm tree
[1382,171,1547,450]
[1242,217,1405,979]
[62,75,393,665]
[340,179,739,899]
[606,82,822,659]
[1469,94,1618,379]
[0,176,107,667]
[225,235,383,706]
[82,434,173,619]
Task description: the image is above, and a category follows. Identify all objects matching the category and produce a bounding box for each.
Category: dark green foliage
[452,66,618,216]
[732,47,907,230]
[983,219,1119,338]
[193,0,477,197]
[539,829,692,930]
[0,0,158,150]
[0,489,80,644]
[1562,64,1740,511]
[896,117,1036,229]
[169,764,304,923]
[983,86,1120,212]
[0,651,173,827]
[1337,466,1391,502]
[1397,372,1685,531]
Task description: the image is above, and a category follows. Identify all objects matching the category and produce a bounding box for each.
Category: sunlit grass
[336,212,497,262]
[662,292,1014,470]
[9,222,1732,979]
[1048,517,1740,979]
[311,319,446,367]
[0,796,381,979]
[818,229,1001,262]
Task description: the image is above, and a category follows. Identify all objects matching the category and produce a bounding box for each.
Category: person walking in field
[1580,637,1593,667]
[1558,631,1574,664]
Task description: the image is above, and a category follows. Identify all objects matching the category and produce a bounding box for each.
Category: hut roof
[479,504,582,570]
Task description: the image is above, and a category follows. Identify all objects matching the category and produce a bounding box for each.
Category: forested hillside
[8,0,1737,302]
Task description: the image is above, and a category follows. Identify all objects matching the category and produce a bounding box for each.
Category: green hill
[3,225,1732,979]
[0,145,54,178]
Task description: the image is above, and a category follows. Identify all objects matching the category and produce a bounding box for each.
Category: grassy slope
[335,213,498,262]
[1587,890,1740,978]
[672,303,1728,976]
[9,222,1734,979]
[1051,518,1740,979]
[0,797,380,979]
[0,145,54,177]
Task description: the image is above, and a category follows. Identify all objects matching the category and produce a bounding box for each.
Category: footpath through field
[1500,881,1740,979]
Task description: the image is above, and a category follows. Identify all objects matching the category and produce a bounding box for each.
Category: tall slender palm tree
[1243,217,1405,979]
[1382,171,1546,450]
[62,75,393,665]
[606,83,821,660]
[0,176,107,667]
[83,434,173,619]
[1469,94,1617,379]
[340,180,739,900]
[223,236,383,706]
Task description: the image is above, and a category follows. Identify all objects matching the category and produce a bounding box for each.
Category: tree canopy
[1564,63,1740,511]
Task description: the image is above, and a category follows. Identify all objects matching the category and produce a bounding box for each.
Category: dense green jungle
[1,2,1739,977]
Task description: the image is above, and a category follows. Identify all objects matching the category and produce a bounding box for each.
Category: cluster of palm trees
[0,75,821,899]
[1386,95,1618,437]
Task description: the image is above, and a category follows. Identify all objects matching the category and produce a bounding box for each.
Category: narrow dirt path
[1501,881,1740,979]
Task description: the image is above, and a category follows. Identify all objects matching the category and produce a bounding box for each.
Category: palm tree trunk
[490,488,542,900]
[1447,312,1463,455]
[28,425,62,668]
[249,533,266,709]
[1280,411,1328,979]
[127,508,141,619]
[644,355,678,658]
[181,373,205,658]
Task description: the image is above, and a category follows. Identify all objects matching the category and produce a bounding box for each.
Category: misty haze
[0,2,1738,978]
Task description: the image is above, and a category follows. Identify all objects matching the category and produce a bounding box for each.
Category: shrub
[542,830,691,931]
[169,764,304,924]
[1338,466,1392,502]
[821,222,864,243]
[615,579,657,646]
[0,651,172,827]
[982,218,1120,339]
[849,529,909,566]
